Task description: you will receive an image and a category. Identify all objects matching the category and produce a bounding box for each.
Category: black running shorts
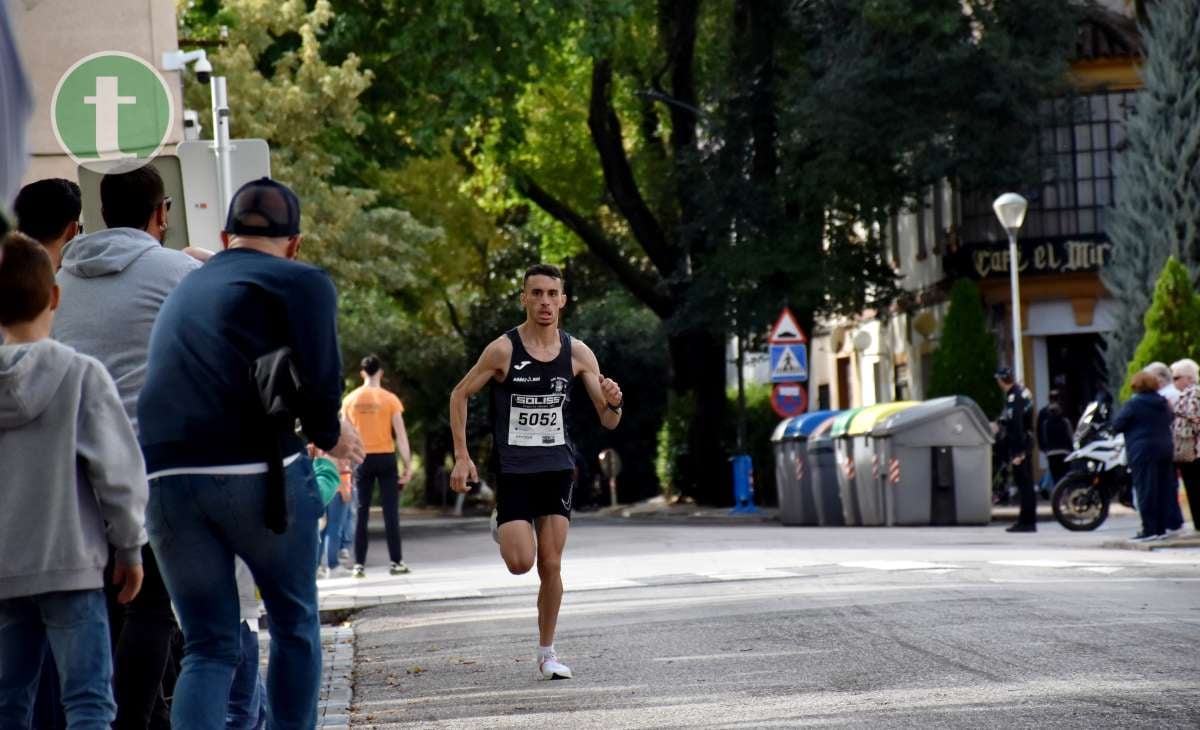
[495,470,575,525]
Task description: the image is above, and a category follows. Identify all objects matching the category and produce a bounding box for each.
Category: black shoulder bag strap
[251,347,303,534]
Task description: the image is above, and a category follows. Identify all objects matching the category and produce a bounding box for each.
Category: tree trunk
[669,327,730,504]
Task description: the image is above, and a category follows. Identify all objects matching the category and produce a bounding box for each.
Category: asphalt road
[343,515,1200,728]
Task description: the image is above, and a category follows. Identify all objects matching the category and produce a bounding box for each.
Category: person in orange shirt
[342,355,413,577]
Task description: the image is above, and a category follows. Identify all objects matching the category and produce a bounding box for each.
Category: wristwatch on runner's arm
[607,399,624,414]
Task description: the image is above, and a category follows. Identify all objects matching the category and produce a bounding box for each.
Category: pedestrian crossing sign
[769,343,808,383]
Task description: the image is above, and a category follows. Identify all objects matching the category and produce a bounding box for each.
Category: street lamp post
[993,193,1029,384]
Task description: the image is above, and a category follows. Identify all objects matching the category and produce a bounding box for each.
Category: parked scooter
[1051,398,1133,531]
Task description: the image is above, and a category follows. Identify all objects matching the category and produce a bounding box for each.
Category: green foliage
[178,0,552,497]
[566,289,670,503]
[928,279,1002,417]
[655,392,695,499]
[399,457,425,509]
[178,0,1080,504]
[314,0,1078,338]
[319,1,611,163]
[1101,0,1200,394]
[178,0,440,293]
[656,381,778,507]
[1120,257,1200,400]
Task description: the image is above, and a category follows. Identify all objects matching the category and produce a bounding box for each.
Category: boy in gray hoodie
[0,233,148,728]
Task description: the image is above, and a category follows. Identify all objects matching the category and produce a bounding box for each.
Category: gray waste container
[771,418,805,525]
[871,396,994,526]
[846,401,920,526]
[773,411,839,526]
[804,413,845,526]
[829,408,866,526]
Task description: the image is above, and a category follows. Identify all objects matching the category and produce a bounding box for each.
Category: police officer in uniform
[996,366,1036,532]
[449,264,623,680]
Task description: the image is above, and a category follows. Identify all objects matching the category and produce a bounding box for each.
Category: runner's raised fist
[599,375,622,408]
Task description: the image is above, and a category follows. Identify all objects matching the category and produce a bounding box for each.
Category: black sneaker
[1128,533,1164,544]
[1005,523,1036,533]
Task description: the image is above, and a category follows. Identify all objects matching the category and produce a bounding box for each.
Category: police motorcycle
[1050,396,1133,531]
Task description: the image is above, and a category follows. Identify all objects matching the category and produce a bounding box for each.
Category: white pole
[210,76,234,215]
[1007,229,1024,384]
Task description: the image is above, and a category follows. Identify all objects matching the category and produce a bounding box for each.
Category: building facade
[12,0,184,185]
[808,3,1141,430]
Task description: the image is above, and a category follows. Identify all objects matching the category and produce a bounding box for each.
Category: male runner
[449,264,623,680]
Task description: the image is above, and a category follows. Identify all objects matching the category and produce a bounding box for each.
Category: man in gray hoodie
[53,164,198,728]
[0,232,148,727]
[55,165,200,431]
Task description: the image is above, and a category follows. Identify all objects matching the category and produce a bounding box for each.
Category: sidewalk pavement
[1104,530,1200,551]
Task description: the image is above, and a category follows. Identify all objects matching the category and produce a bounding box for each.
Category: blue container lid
[788,410,840,438]
[773,410,841,442]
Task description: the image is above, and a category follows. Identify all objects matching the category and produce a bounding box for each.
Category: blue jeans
[147,458,323,730]
[226,620,266,730]
[321,493,351,569]
[339,486,357,552]
[0,589,115,729]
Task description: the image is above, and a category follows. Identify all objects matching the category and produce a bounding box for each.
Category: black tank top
[491,328,577,474]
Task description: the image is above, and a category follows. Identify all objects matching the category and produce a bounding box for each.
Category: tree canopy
[1120,257,1200,401]
[1101,0,1200,395]
[928,279,1002,417]
[180,0,1081,503]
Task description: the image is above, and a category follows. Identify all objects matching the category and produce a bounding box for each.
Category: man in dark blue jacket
[996,367,1036,532]
[138,178,363,729]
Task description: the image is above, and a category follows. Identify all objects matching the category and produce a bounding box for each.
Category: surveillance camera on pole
[161,48,234,214]
[161,49,210,80]
[193,55,213,85]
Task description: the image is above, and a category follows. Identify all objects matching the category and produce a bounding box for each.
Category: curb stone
[318,625,356,728]
[258,624,356,728]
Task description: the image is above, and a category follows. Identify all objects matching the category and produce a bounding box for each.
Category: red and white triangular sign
[768,307,806,344]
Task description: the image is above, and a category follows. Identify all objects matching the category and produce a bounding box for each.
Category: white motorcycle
[1051,399,1133,531]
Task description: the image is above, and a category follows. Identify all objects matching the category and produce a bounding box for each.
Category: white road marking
[839,561,960,571]
[703,569,800,581]
[991,560,1111,568]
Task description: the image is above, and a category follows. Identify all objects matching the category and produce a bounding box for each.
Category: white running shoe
[352,564,366,578]
[538,651,573,680]
[316,565,330,580]
[338,548,352,567]
[390,561,410,575]
[490,509,500,545]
